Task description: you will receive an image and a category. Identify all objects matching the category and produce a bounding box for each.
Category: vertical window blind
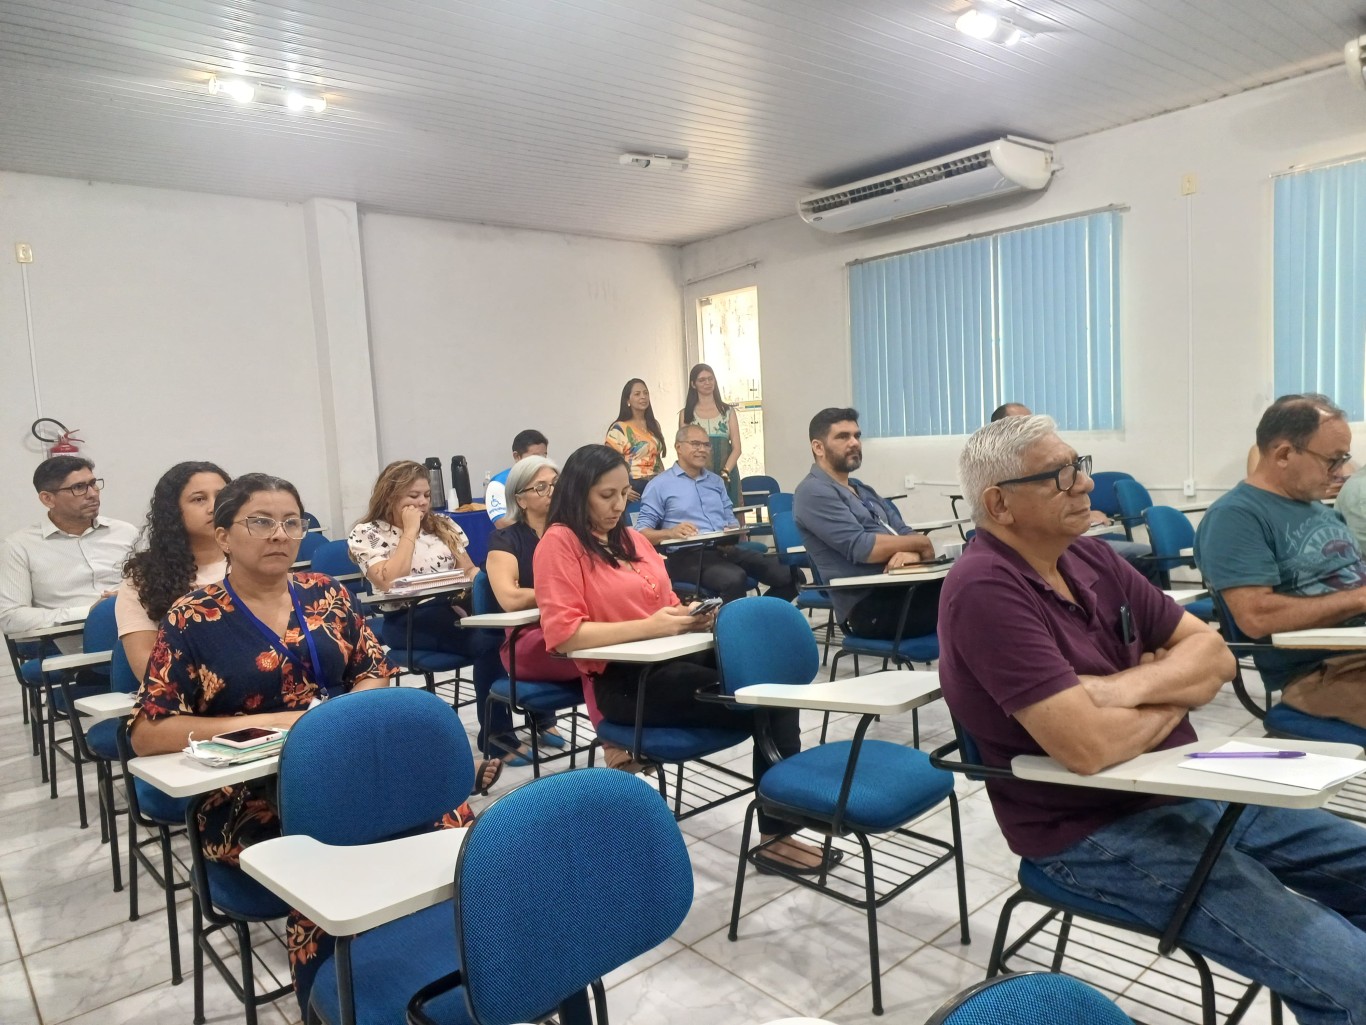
[1274,158,1366,421]
[850,210,1122,437]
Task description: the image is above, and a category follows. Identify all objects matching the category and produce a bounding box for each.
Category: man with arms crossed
[1198,393,1366,729]
[939,414,1366,1022]
[636,424,801,603]
[794,407,938,639]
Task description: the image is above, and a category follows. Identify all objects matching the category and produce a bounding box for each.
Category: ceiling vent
[798,137,1056,233]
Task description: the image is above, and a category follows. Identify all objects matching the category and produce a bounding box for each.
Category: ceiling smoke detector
[619,152,689,171]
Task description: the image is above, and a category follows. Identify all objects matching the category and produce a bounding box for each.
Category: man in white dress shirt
[0,456,138,643]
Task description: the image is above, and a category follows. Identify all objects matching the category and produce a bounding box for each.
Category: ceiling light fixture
[955,7,1029,46]
[207,74,327,114]
[619,152,689,171]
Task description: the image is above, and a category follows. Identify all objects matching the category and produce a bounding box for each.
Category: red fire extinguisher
[31,418,83,457]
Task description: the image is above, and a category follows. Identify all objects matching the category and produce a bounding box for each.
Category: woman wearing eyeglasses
[128,472,487,1014]
[679,363,743,507]
[484,455,578,752]
[348,460,518,762]
[117,461,231,680]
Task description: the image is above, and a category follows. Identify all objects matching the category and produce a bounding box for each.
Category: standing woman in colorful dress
[679,362,743,508]
[604,377,666,501]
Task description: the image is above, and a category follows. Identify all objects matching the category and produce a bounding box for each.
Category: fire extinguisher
[31,418,83,457]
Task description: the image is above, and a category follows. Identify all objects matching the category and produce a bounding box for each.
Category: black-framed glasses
[52,478,104,497]
[996,455,1093,493]
[516,480,556,498]
[236,515,307,539]
[1296,447,1352,474]
[681,440,713,449]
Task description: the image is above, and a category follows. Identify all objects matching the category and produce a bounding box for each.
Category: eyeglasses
[996,455,1093,493]
[236,515,307,539]
[52,478,104,497]
[1296,447,1352,474]
[516,480,556,497]
[681,440,713,450]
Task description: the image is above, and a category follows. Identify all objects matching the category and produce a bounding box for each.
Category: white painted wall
[360,214,683,495]
[0,173,332,538]
[679,69,1366,523]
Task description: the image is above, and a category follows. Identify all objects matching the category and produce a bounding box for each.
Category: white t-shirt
[348,519,469,580]
[485,467,512,522]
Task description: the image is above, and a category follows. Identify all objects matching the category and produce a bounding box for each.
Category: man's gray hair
[959,414,1059,523]
[675,422,706,446]
[503,455,559,525]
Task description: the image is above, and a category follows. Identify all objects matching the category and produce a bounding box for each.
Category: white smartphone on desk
[212,726,284,749]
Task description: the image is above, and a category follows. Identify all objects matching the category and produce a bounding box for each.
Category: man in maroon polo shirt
[938,414,1366,1022]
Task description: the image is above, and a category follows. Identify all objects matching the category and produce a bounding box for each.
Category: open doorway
[696,286,764,479]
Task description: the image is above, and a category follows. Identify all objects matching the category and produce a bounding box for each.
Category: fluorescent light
[208,75,255,104]
[955,7,1031,46]
[284,91,327,114]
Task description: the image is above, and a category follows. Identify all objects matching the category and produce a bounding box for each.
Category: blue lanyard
[222,575,330,698]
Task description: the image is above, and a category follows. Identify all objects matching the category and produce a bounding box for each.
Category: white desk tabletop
[731,505,762,515]
[41,649,112,673]
[906,516,970,532]
[736,670,940,715]
[566,632,714,664]
[74,691,136,723]
[461,608,540,629]
[1163,588,1210,606]
[128,750,280,798]
[785,544,806,555]
[1271,626,1366,650]
[1012,737,1363,809]
[659,528,743,547]
[239,829,466,935]
[1174,502,1210,514]
[1178,546,1194,558]
[1084,523,1121,536]
[10,614,89,643]
[359,578,471,605]
[826,563,953,588]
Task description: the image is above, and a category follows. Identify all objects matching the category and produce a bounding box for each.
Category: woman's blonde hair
[357,460,465,556]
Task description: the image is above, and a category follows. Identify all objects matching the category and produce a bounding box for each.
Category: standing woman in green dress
[679,363,742,506]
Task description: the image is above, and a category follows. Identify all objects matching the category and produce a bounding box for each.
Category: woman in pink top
[534,444,834,873]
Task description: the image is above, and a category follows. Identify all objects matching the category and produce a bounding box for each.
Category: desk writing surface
[41,649,112,673]
[566,633,714,664]
[11,614,88,643]
[1271,626,1366,650]
[659,529,742,547]
[826,563,954,588]
[359,577,471,606]
[460,608,540,629]
[906,517,970,533]
[74,692,136,723]
[1163,589,1210,606]
[240,829,466,935]
[1012,737,1363,809]
[736,670,940,715]
[129,750,280,798]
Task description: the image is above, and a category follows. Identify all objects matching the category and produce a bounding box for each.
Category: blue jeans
[1031,800,1366,1024]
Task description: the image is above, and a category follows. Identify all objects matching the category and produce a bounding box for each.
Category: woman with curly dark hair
[116,461,230,678]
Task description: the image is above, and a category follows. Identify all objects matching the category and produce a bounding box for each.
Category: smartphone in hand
[689,597,723,616]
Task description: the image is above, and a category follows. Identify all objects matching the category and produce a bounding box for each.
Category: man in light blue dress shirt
[636,425,801,602]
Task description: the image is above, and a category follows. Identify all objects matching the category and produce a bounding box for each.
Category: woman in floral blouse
[130,473,487,1013]
[605,377,666,501]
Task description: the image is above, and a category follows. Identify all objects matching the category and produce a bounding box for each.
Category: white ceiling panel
[0,0,1361,244]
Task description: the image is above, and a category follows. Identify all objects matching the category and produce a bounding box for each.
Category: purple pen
[1186,750,1306,760]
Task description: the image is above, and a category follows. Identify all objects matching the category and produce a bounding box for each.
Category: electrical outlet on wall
[1183,479,1197,497]
[904,474,916,490]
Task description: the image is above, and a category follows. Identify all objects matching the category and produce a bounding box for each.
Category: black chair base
[193,902,294,1025]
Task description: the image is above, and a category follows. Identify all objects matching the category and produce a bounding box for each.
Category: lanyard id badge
[223,575,331,699]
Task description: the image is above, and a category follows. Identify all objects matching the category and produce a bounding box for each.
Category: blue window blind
[850,210,1122,436]
[1274,159,1366,421]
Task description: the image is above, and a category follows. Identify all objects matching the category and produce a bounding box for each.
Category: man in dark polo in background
[793,407,937,639]
[938,413,1366,1022]
[1197,393,1366,729]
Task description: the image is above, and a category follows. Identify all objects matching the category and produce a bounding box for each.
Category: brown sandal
[601,742,657,776]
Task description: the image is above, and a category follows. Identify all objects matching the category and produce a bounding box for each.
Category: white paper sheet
[1182,740,1366,791]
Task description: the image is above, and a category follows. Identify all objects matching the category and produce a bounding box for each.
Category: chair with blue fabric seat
[407,767,693,1025]
[924,971,1134,1025]
[1141,507,1216,623]
[274,687,475,1025]
[719,597,968,1016]
[771,510,834,664]
[469,572,590,777]
[928,724,1283,1024]
[308,538,368,598]
[1112,478,1154,542]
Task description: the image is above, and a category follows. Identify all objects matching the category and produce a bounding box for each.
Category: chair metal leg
[46,692,59,798]
[857,831,883,1015]
[1051,913,1073,972]
[162,827,183,985]
[192,898,206,1025]
[101,764,123,892]
[236,920,259,1025]
[728,802,759,940]
[947,794,970,944]
[72,732,89,828]
[127,815,141,920]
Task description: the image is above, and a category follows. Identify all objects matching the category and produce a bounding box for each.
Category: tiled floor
[0,649,1289,1025]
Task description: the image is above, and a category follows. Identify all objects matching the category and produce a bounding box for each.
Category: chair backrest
[714,596,819,695]
[766,491,794,517]
[471,570,502,616]
[296,529,328,562]
[770,509,809,568]
[309,538,354,576]
[456,769,692,1024]
[303,511,322,530]
[1111,479,1153,531]
[1142,505,1196,569]
[84,595,119,654]
[111,639,140,694]
[925,971,1133,1025]
[741,475,781,501]
[278,688,475,845]
[1087,471,1135,518]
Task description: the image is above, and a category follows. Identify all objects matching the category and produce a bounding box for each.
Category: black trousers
[844,580,943,640]
[594,652,801,834]
[664,545,803,603]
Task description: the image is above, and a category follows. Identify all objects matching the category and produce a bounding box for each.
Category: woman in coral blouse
[533,444,833,872]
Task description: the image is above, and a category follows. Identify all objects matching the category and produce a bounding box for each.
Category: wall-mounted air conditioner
[797,136,1056,233]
